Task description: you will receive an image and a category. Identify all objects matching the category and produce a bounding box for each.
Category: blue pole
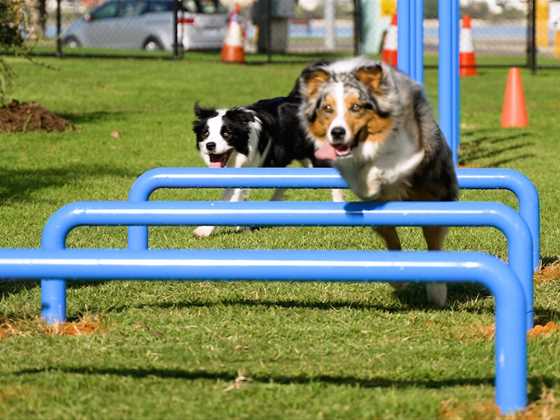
[44,200,532,329]
[439,0,460,164]
[413,0,424,84]
[397,0,411,76]
[397,0,423,84]
[2,248,529,414]
[127,167,540,270]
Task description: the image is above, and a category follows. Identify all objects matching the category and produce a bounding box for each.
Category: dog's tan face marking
[343,93,374,143]
[365,112,394,143]
[308,94,336,142]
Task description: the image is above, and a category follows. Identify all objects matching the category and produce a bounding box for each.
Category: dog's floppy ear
[300,66,331,98]
[194,102,218,120]
[355,64,384,94]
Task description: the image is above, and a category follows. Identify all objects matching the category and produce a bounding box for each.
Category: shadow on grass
[0,164,136,203]
[13,366,559,401]
[57,111,129,125]
[458,131,535,167]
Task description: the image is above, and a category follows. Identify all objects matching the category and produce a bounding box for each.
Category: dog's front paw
[193,226,215,238]
[426,283,447,307]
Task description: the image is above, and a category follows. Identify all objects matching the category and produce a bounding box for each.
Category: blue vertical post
[397,0,411,76]
[439,0,460,164]
[413,0,424,84]
[397,0,423,84]
[40,229,67,324]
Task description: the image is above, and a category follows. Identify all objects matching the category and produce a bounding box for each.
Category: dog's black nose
[206,142,216,152]
[330,127,346,141]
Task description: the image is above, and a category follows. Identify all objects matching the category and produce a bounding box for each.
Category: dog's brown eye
[322,104,334,113]
[202,129,209,138]
[222,130,231,139]
[350,103,362,112]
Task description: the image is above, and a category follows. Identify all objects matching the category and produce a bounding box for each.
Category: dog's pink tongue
[314,142,337,161]
[209,161,223,168]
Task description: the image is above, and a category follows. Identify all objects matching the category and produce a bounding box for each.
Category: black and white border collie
[192,95,344,237]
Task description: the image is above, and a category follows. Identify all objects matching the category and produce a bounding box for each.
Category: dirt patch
[0,315,103,339]
[458,321,559,342]
[0,100,73,133]
[439,388,559,419]
[535,260,560,284]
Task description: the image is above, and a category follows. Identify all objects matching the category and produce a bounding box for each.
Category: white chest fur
[334,128,424,200]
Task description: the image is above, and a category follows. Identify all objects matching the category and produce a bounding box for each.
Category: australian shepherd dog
[192,95,344,238]
[297,57,458,306]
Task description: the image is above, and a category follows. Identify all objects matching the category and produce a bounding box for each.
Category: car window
[91,1,119,20]
[147,0,174,13]
[182,0,226,14]
[119,0,147,17]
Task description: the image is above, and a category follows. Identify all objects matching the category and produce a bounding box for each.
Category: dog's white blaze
[202,110,229,154]
[327,82,351,143]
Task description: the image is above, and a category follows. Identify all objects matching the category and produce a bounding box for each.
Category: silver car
[62,0,227,51]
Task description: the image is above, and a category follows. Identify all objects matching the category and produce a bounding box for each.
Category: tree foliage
[0,0,25,105]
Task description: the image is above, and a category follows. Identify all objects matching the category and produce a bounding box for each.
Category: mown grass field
[0,53,559,419]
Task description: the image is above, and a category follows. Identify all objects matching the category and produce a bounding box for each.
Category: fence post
[56,0,62,57]
[353,0,362,56]
[527,0,538,74]
[173,0,179,58]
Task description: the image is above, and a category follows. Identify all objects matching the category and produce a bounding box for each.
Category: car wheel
[63,36,81,48]
[143,37,164,51]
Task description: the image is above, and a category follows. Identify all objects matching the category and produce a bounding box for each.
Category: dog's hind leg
[193,188,249,237]
[422,226,449,307]
[270,189,285,201]
[374,226,402,250]
[374,227,407,291]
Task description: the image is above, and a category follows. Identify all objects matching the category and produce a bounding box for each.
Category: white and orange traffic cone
[381,15,398,68]
[459,15,477,77]
[221,4,245,64]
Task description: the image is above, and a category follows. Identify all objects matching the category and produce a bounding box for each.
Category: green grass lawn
[0,54,559,419]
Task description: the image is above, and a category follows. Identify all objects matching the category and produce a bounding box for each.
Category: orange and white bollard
[459,15,477,77]
[381,15,398,68]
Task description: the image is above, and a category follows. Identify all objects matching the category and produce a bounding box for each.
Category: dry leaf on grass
[43,315,104,336]
[224,370,252,392]
[528,321,559,338]
[111,130,121,139]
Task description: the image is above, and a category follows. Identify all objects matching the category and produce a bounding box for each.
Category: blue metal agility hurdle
[127,167,539,270]
[42,199,532,329]
[3,249,527,413]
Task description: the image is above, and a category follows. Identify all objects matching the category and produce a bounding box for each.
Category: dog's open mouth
[208,151,232,168]
[333,144,352,157]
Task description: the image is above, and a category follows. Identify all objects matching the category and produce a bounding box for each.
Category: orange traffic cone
[221,4,245,64]
[460,15,477,77]
[501,68,528,128]
[382,15,398,68]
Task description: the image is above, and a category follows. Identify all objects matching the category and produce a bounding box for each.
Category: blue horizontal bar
[128,167,539,270]
[2,248,528,414]
[42,200,533,330]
